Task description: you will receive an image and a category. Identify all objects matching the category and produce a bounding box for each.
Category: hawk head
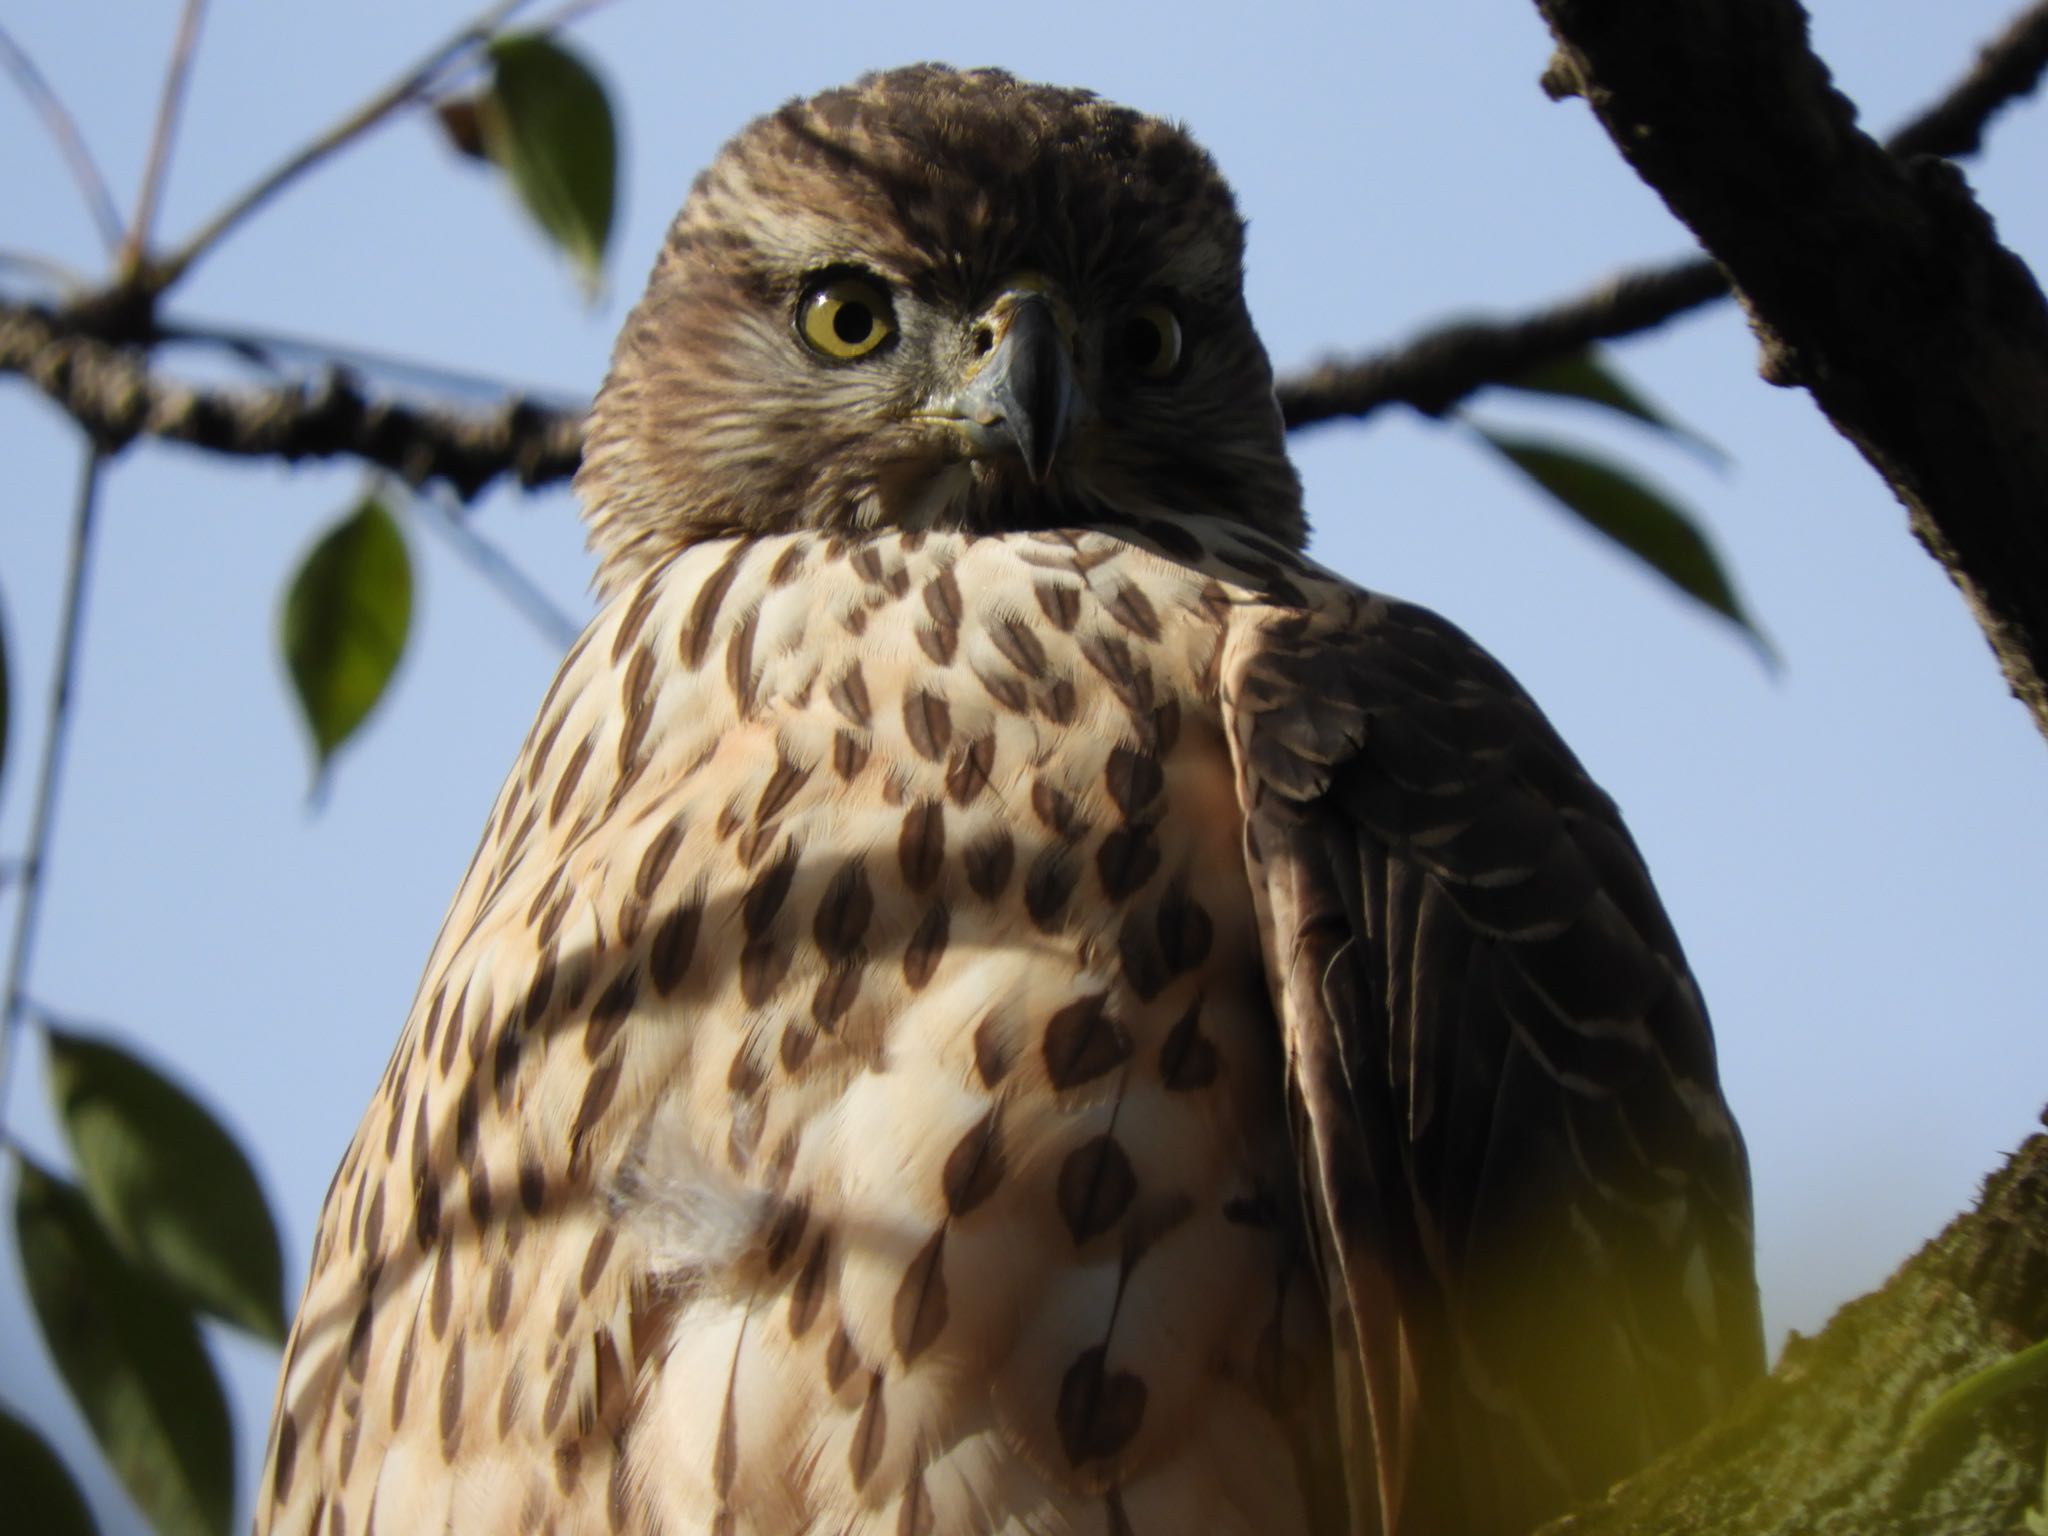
[577,64,1305,596]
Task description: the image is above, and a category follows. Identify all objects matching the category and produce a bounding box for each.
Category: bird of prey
[259,64,1762,1536]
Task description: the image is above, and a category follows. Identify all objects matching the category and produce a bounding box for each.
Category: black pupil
[833,301,874,345]
[1125,316,1162,369]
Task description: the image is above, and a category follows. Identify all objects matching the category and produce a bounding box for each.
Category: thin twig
[9,0,2048,475]
[525,0,623,40]
[145,0,533,295]
[0,446,106,1126]
[1278,258,1725,428]
[0,247,89,293]
[0,22,124,256]
[122,0,211,278]
[418,485,588,648]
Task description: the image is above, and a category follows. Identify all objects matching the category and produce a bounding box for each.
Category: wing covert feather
[1225,589,1764,1536]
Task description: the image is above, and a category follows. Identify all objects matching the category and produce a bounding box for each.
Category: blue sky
[4,2,2046,1529]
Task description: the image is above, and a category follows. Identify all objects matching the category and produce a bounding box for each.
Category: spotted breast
[260,518,1348,1536]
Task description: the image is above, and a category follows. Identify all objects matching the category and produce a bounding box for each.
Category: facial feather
[576,64,1304,597]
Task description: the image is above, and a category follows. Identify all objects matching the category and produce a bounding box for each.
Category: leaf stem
[0,446,106,1130]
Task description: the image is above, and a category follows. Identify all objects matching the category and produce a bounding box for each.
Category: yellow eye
[1120,302,1183,379]
[797,273,896,360]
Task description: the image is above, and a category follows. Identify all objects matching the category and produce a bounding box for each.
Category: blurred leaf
[281,494,412,779]
[46,1024,288,1341]
[1502,350,1727,467]
[15,1159,233,1536]
[481,33,617,292]
[1913,1335,2048,1441]
[1476,428,1775,664]
[0,1402,101,1536]
[433,94,488,160]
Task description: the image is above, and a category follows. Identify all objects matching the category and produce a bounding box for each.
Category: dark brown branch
[1535,0,2048,740]
[1276,258,1724,428]
[1281,0,2048,434]
[0,298,582,497]
[1888,1,2048,159]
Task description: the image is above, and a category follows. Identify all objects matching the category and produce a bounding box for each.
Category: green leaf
[14,1159,233,1536]
[480,33,617,292]
[1502,350,1727,467]
[0,1402,101,1536]
[281,495,412,778]
[1475,427,1775,663]
[1912,1335,2048,1441]
[45,1025,288,1341]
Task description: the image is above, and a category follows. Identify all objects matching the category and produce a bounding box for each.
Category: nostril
[970,324,995,358]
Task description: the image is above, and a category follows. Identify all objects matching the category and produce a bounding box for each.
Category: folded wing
[1225,591,1764,1536]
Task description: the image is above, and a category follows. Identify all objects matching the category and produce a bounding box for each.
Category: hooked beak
[932,289,1080,483]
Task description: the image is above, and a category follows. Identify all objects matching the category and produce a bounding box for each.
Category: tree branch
[1277,258,1725,428]
[1534,0,2048,739]
[1282,0,2048,434]
[0,298,582,498]
[1538,1124,2048,1534]
[5,0,2047,541]
[1888,0,2048,159]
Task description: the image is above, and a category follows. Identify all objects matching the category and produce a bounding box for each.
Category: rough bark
[1535,0,2048,742]
[1538,1126,2048,1534]
[0,298,584,497]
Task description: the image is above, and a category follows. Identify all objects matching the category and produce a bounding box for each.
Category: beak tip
[949,291,1077,485]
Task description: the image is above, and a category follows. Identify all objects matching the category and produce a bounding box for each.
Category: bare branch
[122,0,210,277]
[0,22,124,256]
[1888,0,2048,159]
[1279,0,2048,433]
[524,0,623,42]
[144,0,531,296]
[0,445,105,1121]
[0,298,582,497]
[7,0,2048,539]
[1277,258,1724,428]
[415,484,587,646]
[0,248,89,294]
[153,312,571,398]
[1532,0,2048,743]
